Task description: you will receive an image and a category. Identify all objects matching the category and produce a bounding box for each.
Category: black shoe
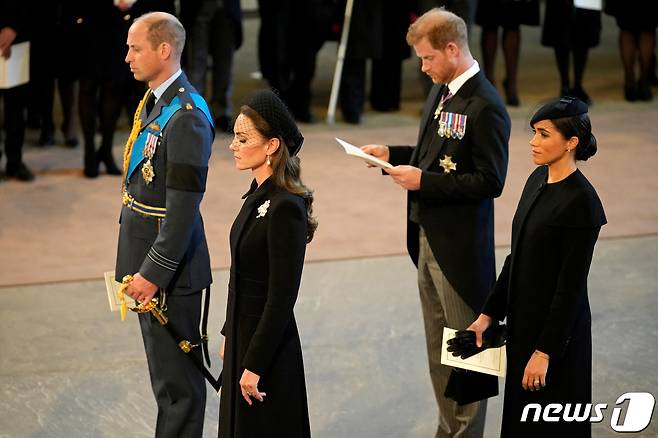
[6,162,35,182]
[624,83,638,102]
[64,137,79,148]
[38,130,55,147]
[214,115,233,133]
[502,78,520,107]
[84,151,99,178]
[571,86,592,105]
[637,80,653,101]
[370,103,400,112]
[342,110,361,124]
[98,152,122,176]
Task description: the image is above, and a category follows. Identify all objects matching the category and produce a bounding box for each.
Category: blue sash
[127,93,213,184]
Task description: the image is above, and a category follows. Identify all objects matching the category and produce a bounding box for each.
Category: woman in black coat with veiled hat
[466,97,606,437]
[218,90,317,437]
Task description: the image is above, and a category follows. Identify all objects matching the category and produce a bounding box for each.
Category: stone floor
[1,237,657,437]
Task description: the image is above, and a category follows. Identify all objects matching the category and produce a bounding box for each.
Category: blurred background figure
[62,0,131,178]
[541,0,601,104]
[0,0,33,181]
[476,0,540,106]
[338,0,383,124]
[27,1,79,149]
[257,0,334,123]
[369,1,415,114]
[181,0,243,132]
[62,0,173,178]
[604,1,657,102]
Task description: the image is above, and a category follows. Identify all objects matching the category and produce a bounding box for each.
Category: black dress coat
[541,0,601,49]
[219,178,311,438]
[389,71,510,314]
[482,167,606,437]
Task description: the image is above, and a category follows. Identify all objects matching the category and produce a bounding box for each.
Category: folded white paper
[0,41,30,89]
[104,271,124,312]
[574,0,602,11]
[335,137,393,169]
[441,327,507,377]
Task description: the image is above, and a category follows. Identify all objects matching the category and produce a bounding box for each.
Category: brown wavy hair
[241,105,318,243]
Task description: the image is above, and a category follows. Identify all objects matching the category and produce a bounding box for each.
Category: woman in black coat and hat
[218,89,317,437]
[466,97,606,436]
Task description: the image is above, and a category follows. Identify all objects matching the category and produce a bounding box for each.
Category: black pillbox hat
[530,96,589,127]
[245,89,304,156]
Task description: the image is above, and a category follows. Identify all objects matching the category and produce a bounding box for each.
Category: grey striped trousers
[417,228,487,438]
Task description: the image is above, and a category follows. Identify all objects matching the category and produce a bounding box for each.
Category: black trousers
[139,291,207,438]
[0,85,27,168]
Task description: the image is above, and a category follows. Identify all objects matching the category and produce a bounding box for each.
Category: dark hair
[551,114,597,161]
[241,105,318,243]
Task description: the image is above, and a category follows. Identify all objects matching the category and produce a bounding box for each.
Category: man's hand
[384,165,422,190]
[0,27,17,59]
[360,144,390,167]
[126,273,159,303]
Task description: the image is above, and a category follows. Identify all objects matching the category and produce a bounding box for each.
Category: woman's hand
[240,369,266,405]
[467,314,493,348]
[219,338,225,361]
[522,350,549,391]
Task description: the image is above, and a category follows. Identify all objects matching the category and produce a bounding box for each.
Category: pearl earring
[267,156,271,166]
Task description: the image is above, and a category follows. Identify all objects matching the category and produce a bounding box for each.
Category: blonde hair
[406,8,468,50]
[135,12,186,60]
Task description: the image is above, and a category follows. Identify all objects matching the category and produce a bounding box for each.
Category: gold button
[124,14,131,21]
[178,87,185,93]
[185,103,193,110]
[76,18,83,24]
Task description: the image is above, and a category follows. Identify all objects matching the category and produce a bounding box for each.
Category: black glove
[446,324,507,359]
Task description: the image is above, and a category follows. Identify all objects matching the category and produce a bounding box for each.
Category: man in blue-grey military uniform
[117,11,214,438]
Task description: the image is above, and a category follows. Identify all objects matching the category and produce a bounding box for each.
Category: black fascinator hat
[530,96,588,127]
[245,89,304,156]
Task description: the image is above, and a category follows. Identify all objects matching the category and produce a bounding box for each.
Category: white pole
[326,0,354,125]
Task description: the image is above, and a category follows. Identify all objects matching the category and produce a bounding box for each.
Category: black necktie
[145,92,156,116]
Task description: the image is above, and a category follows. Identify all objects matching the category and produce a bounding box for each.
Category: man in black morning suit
[116,12,214,438]
[362,8,510,438]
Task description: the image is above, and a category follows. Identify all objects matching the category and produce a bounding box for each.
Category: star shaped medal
[439,155,457,173]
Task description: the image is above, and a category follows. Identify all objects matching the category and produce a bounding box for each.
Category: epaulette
[177,86,196,111]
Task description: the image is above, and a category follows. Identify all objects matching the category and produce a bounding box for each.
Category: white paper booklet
[574,0,602,11]
[441,327,507,377]
[0,41,30,89]
[335,137,393,169]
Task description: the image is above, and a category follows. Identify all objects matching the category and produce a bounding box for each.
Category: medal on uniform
[439,155,457,173]
[141,131,160,185]
[142,159,155,184]
[445,112,453,138]
[438,111,447,137]
[456,113,467,139]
